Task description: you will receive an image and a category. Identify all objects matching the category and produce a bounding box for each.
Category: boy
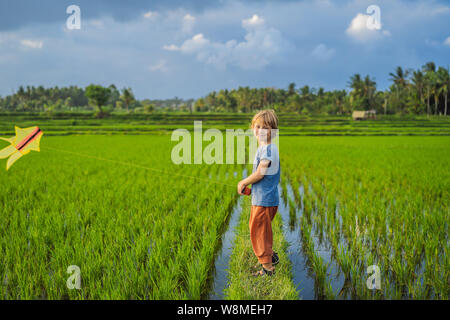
[237,109,280,276]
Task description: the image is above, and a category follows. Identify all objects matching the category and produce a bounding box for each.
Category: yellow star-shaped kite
[0,126,43,170]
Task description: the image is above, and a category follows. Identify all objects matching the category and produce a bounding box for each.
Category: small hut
[352,110,376,120]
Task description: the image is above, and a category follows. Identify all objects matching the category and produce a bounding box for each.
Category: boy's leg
[249,206,277,266]
[268,206,278,221]
[262,206,278,271]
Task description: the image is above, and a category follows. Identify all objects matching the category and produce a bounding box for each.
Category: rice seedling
[281,136,449,299]
[0,135,241,299]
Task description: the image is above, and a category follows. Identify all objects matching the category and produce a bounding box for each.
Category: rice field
[0,135,241,299]
[279,136,449,299]
[0,116,448,300]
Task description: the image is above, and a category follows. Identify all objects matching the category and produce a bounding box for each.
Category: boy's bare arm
[237,160,271,195]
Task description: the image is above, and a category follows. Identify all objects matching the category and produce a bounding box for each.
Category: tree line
[195,62,449,116]
[0,61,448,116]
[0,84,194,115]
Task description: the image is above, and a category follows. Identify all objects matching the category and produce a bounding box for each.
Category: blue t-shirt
[251,143,280,207]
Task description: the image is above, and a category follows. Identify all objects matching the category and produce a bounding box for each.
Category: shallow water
[207,197,243,299]
[278,183,316,299]
[207,168,247,299]
[279,179,347,299]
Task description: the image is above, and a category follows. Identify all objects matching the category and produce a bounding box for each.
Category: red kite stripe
[15,128,42,151]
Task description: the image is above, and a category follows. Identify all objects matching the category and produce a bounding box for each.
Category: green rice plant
[0,135,241,299]
[282,135,449,299]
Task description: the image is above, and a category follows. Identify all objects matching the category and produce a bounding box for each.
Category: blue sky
[0,0,449,99]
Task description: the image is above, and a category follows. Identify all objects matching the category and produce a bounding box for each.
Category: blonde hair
[251,109,278,130]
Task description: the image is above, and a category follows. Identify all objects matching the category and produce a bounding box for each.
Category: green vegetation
[281,136,449,299]
[0,135,240,299]
[1,62,449,116]
[0,113,449,137]
[0,85,191,114]
[85,84,114,118]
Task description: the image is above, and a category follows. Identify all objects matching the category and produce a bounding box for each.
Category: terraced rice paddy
[0,114,448,299]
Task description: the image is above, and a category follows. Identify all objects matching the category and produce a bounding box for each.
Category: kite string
[44,146,238,189]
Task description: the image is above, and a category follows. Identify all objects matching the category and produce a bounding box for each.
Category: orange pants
[249,205,278,264]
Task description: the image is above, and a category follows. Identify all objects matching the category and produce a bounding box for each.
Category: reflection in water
[279,178,350,299]
[207,197,242,299]
[278,182,316,299]
[207,168,247,299]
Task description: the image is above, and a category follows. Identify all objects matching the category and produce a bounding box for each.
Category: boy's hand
[237,181,247,195]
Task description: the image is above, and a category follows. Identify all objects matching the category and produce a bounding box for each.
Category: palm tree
[288,82,296,96]
[429,72,440,115]
[411,70,425,104]
[348,74,364,109]
[348,74,376,110]
[383,90,390,115]
[411,70,426,114]
[348,74,363,92]
[422,62,436,117]
[120,87,135,112]
[363,75,377,109]
[437,67,449,116]
[389,66,410,100]
[16,86,26,109]
[300,85,311,101]
[333,89,347,115]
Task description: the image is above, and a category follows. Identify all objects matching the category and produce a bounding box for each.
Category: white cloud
[20,39,43,49]
[164,33,209,53]
[346,13,390,43]
[149,59,168,72]
[163,14,291,70]
[242,14,265,28]
[444,37,450,46]
[347,13,370,37]
[182,14,196,34]
[162,44,177,51]
[162,44,180,51]
[311,43,335,61]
